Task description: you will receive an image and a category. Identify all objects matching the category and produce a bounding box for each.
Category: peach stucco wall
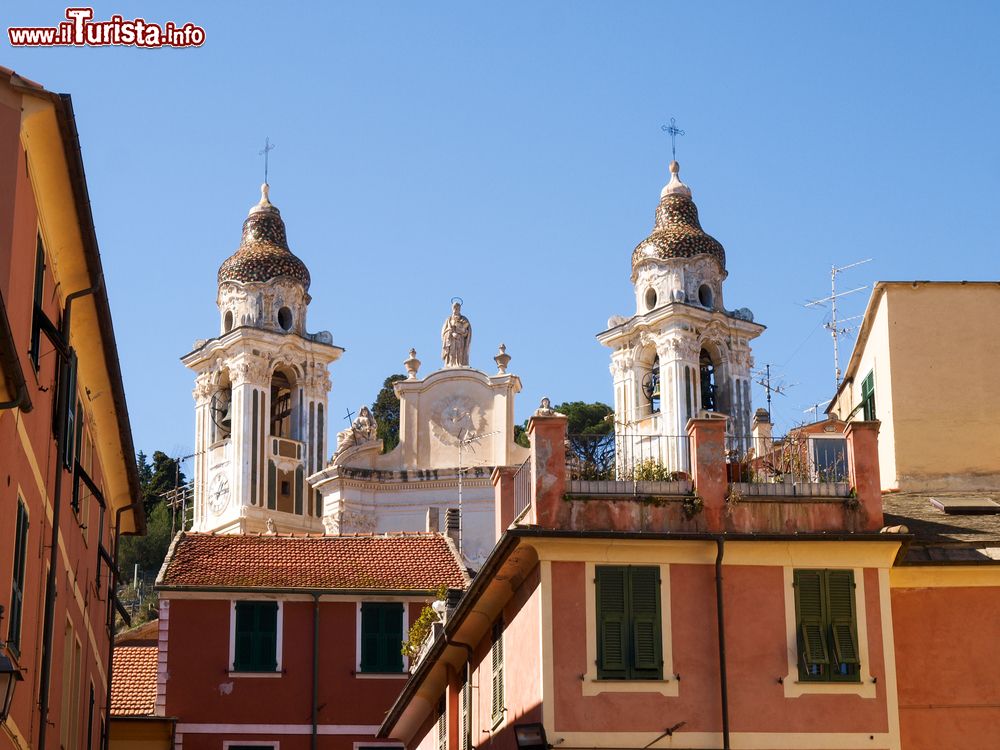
[549,561,891,736]
[892,585,1000,750]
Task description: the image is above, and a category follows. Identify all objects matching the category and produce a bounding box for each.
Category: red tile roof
[110,645,158,717]
[157,532,469,591]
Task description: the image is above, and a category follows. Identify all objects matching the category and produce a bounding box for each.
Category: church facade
[310,302,530,567]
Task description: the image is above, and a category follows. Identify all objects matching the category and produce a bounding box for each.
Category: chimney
[426,506,440,533]
[752,408,773,455]
[445,508,461,548]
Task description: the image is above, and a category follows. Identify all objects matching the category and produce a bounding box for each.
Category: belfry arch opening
[270,368,296,439]
[700,347,718,412]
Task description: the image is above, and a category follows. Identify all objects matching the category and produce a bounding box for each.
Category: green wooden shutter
[794,570,829,678]
[255,602,278,671]
[8,500,28,650]
[826,570,859,668]
[384,603,404,672]
[596,566,628,679]
[234,603,255,670]
[491,619,504,725]
[861,371,876,421]
[360,603,380,671]
[629,566,662,678]
[361,603,404,673]
[461,680,470,750]
[437,697,448,750]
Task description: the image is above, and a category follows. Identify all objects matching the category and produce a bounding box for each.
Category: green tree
[140,450,186,516]
[372,374,407,453]
[553,401,614,435]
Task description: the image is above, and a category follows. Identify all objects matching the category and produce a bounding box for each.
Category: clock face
[209,473,230,515]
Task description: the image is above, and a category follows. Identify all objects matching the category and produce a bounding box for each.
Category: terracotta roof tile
[158,532,469,591]
[110,645,158,717]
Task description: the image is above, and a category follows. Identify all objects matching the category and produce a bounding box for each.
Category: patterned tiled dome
[631,162,726,272]
[218,185,311,290]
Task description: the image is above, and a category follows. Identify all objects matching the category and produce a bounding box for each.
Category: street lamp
[513,723,549,750]
[0,652,21,722]
[0,606,24,722]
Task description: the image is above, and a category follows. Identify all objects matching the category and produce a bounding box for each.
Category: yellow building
[829,281,1000,492]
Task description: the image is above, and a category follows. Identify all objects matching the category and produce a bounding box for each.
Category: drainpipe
[311,594,320,750]
[37,278,102,750]
[715,537,730,750]
[103,503,140,750]
[446,637,475,750]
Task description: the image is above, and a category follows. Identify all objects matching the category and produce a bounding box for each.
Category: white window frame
[807,434,850,483]
[781,566,876,697]
[354,599,411,678]
[582,561,677,696]
[228,598,284,677]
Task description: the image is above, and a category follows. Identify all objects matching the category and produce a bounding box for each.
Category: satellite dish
[210,389,232,434]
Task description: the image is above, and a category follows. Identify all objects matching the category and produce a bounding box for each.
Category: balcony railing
[726,434,850,497]
[271,436,303,460]
[566,433,692,496]
[512,457,532,522]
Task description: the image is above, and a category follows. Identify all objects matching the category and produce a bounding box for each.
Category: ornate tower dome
[218,184,311,289]
[216,184,311,336]
[631,160,726,279]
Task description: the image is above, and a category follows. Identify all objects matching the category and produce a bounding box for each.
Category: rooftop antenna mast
[802,400,828,423]
[804,259,872,388]
[457,429,500,556]
[753,364,795,422]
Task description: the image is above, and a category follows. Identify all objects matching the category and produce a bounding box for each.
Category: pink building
[379,406,1000,750]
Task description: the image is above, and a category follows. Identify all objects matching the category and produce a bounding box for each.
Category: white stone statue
[441,301,472,367]
[334,405,379,455]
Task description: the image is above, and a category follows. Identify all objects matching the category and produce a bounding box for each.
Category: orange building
[0,68,143,750]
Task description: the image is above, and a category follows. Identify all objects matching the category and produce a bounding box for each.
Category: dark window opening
[644,287,657,311]
[270,371,293,437]
[698,284,713,308]
[30,234,45,370]
[360,602,404,673]
[277,306,293,331]
[224,310,234,333]
[641,356,661,415]
[700,349,717,412]
[233,601,278,672]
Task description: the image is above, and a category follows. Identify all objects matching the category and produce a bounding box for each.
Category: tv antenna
[802,399,828,423]
[804,258,872,388]
[456,429,500,556]
[753,364,795,422]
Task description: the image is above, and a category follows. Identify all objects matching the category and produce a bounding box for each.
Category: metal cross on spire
[259,137,276,184]
[661,117,685,161]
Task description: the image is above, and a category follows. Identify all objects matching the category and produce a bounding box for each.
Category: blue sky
[6,1,1000,467]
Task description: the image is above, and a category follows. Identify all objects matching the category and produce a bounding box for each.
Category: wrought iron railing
[726,434,850,487]
[566,433,691,482]
[512,457,532,521]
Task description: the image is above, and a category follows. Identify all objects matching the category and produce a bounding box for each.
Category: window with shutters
[7,497,29,654]
[794,569,860,682]
[595,565,662,680]
[860,371,876,421]
[460,679,471,750]
[490,618,504,727]
[437,696,447,750]
[232,601,280,672]
[360,602,404,673]
[29,234,45,371]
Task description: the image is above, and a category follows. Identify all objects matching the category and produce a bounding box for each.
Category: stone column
[845,420,883,531]
[687,416,729,532]
[526,400,568,529]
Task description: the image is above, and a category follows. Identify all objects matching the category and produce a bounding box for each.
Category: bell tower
[182,184,343,534]
[597,161,765,471]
